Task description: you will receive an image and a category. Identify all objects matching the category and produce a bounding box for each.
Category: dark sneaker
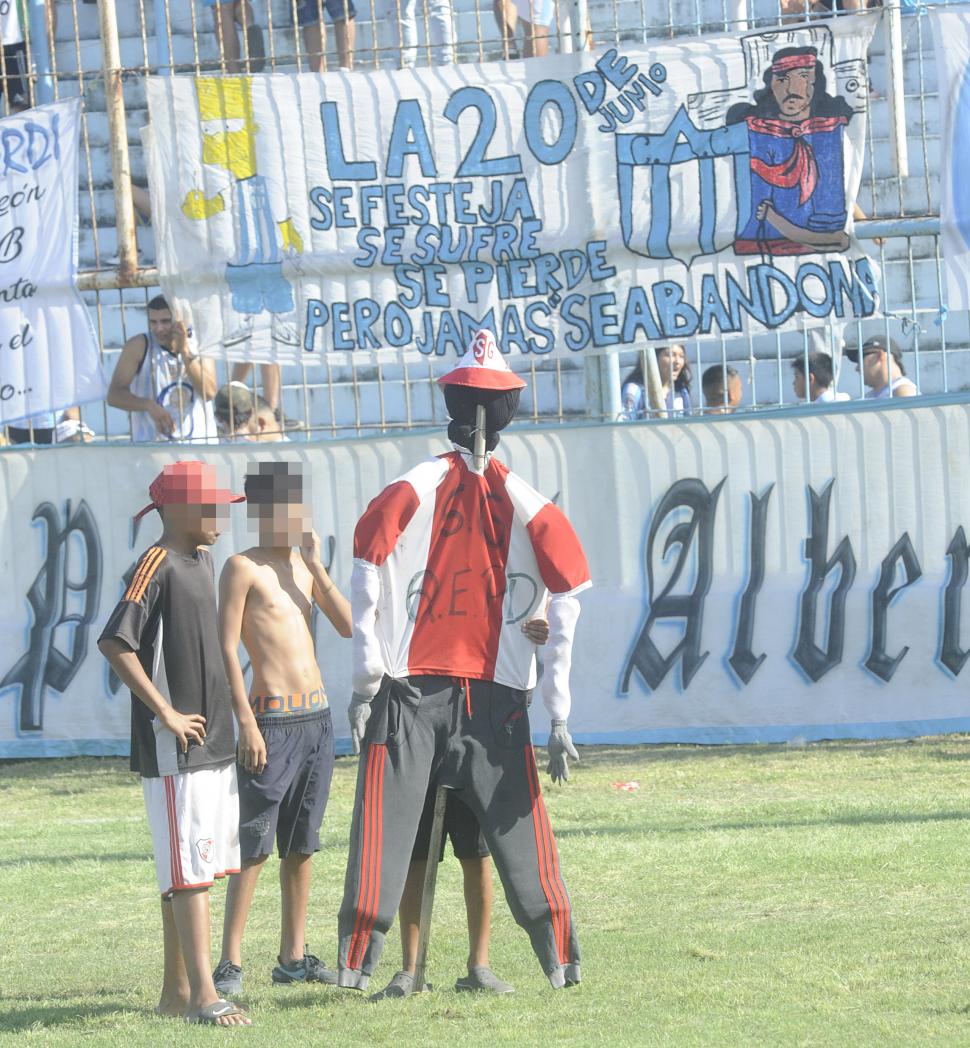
[272,949,337,985]
[368,970,417,1001]
[455,966,515,994]
[212,959,243,997]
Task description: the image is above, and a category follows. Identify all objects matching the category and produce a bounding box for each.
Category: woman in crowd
[621,345,693,419]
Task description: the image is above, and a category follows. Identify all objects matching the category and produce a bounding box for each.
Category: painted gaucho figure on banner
[727,46,854,257]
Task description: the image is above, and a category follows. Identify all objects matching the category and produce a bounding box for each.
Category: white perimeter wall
[3,397,970,757]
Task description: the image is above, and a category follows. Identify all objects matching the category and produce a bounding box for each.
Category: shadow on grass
[0,851,148,869]
[556,808,970,838]
[575,738,970,766]
[0,1001,126,1031]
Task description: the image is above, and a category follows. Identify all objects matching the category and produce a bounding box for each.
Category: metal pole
[97,0,139,284]
[27,0,53,103]
[643,347,665,414]
[473,402,487,472]
[572,0,589,53]
[413,784,449,994]
[885,4,909,179]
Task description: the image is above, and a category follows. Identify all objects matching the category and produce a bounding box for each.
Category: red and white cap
[134,460,245,522]
[437,329,526,391]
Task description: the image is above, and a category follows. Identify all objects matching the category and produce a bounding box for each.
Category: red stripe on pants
[525,745,570,965]
[348,744,386,970]
[347,746,378,969]
[164,776,182,891]
[531,749,572,963]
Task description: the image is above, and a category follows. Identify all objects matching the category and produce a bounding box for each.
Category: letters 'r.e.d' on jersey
[351,449,590,697]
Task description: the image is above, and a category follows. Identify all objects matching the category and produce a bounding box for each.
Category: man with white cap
[336,329,590,994]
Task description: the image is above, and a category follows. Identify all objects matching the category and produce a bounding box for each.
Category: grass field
[3,739,970,1046]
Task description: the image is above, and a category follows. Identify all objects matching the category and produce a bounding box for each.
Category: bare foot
[155,993,189,1018]
[216,1011,252,1027]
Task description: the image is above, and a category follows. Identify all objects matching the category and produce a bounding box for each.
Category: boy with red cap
[337,330,590,994]
[98,461,251,1027]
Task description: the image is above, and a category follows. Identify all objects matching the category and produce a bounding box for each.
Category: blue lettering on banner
[302,255,878,353]
[292,40,880,356]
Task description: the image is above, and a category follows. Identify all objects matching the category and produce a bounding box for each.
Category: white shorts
[143,763,241,898]
[512,0,556,26]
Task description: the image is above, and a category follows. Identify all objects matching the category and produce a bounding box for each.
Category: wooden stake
[413,784,449,993]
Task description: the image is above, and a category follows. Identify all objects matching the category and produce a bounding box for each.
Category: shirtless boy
[213,461,351,994]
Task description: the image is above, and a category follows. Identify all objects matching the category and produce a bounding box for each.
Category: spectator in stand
[395,0,452,68]
[1,0,29,113]
[701,364,743,414]
[779,0,866,19]
[206,0,265,74]
[107,295,219,444]
[621,345,692,419]
[791,352,850,404]
[494,0,555,58]
[214,382,288,442]
[297,0,356,70]
[845,336,918,399]
[54,412,95,442]
[7,407,92,445]
[228,363,281,420]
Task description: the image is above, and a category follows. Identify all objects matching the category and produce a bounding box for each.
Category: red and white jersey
[351,448,590,717]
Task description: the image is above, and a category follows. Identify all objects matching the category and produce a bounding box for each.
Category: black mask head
[443,385,521,453]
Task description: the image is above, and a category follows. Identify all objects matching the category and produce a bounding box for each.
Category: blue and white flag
[930,7,970,312]
[145,17,879,366]
[0,98,105,424]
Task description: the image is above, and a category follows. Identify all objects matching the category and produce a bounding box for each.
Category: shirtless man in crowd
[213,461,352,995]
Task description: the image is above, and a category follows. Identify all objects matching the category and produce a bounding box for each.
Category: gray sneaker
[272,949,337,985]
[455,966,515,994]
[212,959,243,997]
[368,970,417,1001]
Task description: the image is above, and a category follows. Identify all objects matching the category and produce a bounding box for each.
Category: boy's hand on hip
[522,618,549,645]
[238,720,267,774]
[160,709,206,754]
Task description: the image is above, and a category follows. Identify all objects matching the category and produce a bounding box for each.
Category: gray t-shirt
[99,544,235,778]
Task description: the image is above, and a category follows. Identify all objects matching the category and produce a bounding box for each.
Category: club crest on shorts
[196,837,215,863]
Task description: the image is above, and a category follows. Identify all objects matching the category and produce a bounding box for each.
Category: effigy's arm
[351,559,385,698]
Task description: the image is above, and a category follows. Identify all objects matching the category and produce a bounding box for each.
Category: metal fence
[0,0,963,445]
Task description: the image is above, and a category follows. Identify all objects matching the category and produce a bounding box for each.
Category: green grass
[3,739,970,1046]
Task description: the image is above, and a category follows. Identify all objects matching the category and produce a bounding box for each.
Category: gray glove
[546,719,579,784]
[348,693,373,756]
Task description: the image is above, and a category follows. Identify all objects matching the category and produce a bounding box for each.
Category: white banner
[0,99,105,425]
[3,399,970,757]
[145,18,878,368]
[930,7,970,311]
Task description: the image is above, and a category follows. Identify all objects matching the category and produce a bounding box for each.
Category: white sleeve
[351,558,385,699]
[541,591,582,721]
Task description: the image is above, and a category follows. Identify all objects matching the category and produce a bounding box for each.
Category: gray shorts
[411,784,490,863]
[237,708,334,860]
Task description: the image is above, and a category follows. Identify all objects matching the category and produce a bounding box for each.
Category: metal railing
[0,0,962,446]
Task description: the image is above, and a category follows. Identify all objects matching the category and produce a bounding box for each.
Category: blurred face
[705,375,743,414]
[859,349,889,390]
[728,375,743,407]
[163,502,227,546]
[657,345,685,385]
[148,308,174,349]
[215,411,260,442]
[250,499,309,547]
[792,369,807,401]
